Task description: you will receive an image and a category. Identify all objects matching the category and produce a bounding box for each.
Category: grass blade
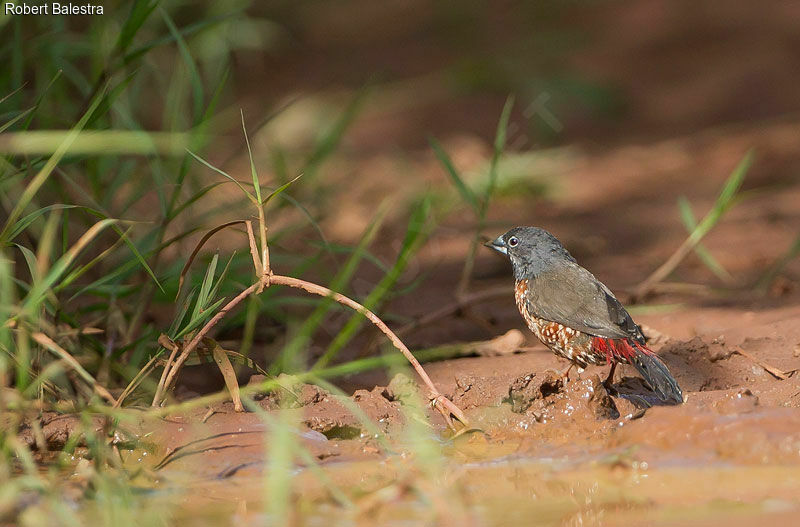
[54,227,131,293]
[0,130,190,156]
[458,96,514,295]
[21,218,118,314]
[191,253,219,321]
[168,288,196,338]
[207,251,236,302]
[13,244,40,284]
[125,10,241,65]
[240,110,262,204]
[0,107,33,134]
[31,332,116,404]
[160,7,204,122]
[302,86,369,181]
[0,87,106,243]
[274,205,388,371]
[175,297,225,339]
[176,220,247,299]
[115,0,159,54]
[19,69,63,131]
[211,341,243,412]
[186,150,256,203]
[312,197,432,369]
[262,173,303,205]
[635,150,754,297]
[484,95,514,216]
[677,196,734,283]
[0,84,26,106]
[429,137,479,214]
[4,204,78,244]
[168,182,225,221]
[683,150,753,245]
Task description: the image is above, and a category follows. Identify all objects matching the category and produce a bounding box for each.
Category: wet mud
[66,301,795,526]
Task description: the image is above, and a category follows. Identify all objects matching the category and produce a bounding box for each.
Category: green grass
[0,4,488,524]
[634,150,755,297]
[0,4,330,524]
[430,96,514,297]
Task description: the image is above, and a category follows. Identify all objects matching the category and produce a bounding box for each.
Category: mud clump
[299,380,407,439]
[506,372,563,413]
[246,374,272,401]
[271,376,329,408]
[245,375,412,440]
[613,394,647,421]
[507,372,619,421]
[300,386,364,439]
[16,413,110,450]
[452,373,509,409]
[532,376,619,422]
[353,386,405,432]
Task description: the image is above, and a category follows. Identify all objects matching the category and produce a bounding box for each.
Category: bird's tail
[592,337,683,404]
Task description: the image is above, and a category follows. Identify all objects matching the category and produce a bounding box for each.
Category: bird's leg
[560,363,575,383]
[545,362,577,384]
[603,362,618,392]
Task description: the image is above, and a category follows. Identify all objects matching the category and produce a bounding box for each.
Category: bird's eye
[508,236,519,247]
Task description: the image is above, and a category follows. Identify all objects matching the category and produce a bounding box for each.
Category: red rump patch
[591,337,654,363]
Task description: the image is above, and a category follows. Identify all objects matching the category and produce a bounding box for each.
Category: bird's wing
[526,263,644,342]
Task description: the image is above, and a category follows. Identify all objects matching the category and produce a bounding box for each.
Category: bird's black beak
[485,235,507,255]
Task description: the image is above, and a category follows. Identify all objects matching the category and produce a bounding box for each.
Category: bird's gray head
[486,226,575,280]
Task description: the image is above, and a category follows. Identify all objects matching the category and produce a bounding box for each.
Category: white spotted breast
[514,279,605,366]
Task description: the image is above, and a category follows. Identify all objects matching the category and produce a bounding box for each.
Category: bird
[486,226,683,404]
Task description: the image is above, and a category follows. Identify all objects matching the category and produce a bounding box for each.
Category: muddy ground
[93,302,800,526]
[147,314,800,474]
[30,249,800,527]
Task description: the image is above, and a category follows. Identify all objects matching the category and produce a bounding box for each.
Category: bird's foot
[543,363,579,386]
[602,362,618,394]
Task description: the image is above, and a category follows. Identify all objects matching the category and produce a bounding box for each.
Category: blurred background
[2,0,800,385]
[3,1,800,525]
[3,0,800,383]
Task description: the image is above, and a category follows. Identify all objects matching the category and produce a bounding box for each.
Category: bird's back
[523,261,645,343]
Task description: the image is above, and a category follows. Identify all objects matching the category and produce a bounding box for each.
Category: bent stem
[151,272,468,428]
[153,281,261,406]
[270,274,468,427]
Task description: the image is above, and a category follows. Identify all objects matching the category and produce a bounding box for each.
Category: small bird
[487,226,683,404]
